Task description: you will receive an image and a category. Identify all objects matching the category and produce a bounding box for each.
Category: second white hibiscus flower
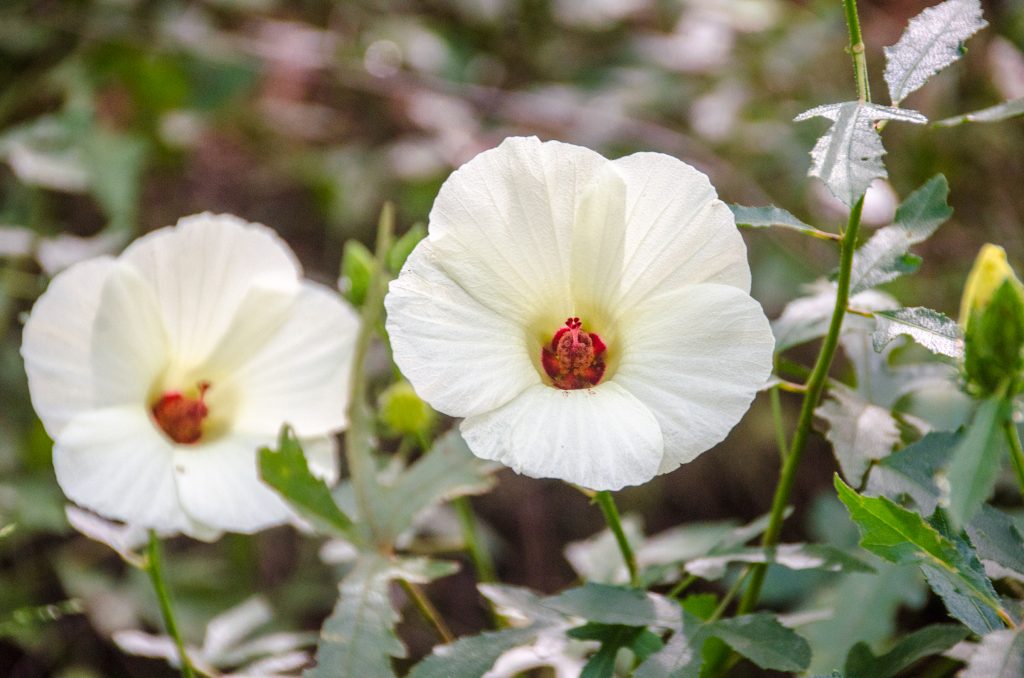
[385,136,774,490]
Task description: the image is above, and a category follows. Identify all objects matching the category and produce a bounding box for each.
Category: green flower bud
[962,245,1024,396]
[378,380,436,437]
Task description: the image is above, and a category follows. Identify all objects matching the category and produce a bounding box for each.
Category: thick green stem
[145,532,195,678]
[345,204,395,544]
[738,195,865,615]
[594,491,639,587]
[843,0,871,103]
[770,384,789,462]
[453,496,496,584]
[1003,415,1024,499]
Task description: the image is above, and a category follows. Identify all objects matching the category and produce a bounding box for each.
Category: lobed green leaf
[872,307,963,358]
[844,624,969,678]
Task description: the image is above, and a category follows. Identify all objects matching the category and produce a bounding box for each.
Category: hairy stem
[843,0,871,103]
[345,204,395,544]
[738,195,865,615]
[145,532,195,678]
[594,490,639,587]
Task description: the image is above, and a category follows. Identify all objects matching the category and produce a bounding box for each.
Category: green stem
[843,0,871,103]
[594,491,639,587]
[738,195,865,615]
[453,496,496,584]
[770,384,789,462]
[1003,414,1024,499]
[708,568,753,624]
[399,579,455,644]
[667,573,698,600]
[345,204,395,544]
[145,532,195,678]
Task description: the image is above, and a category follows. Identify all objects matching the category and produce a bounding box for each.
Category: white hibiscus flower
[385,136,774,490]
[21,213,358,538]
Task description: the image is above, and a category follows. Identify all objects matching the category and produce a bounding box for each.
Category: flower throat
[542,317,606,390]
[152,381,210,444]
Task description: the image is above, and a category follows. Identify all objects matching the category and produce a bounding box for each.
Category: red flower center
[152,381,211,445]
[541,317,607,390]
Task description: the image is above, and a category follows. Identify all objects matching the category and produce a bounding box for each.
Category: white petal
[460,382,664,491]
[302,434,340,485]
[174,434,292,533]
[228,283,359,437]
[427,136,608,322]
[21,257,113,438]
[610,152,751,310]
[570,164,628,313]
[54,405,192,534]
[386,243,539,417]
[91,262,170,407]
[119,213,301,368]
[613,283,774,471]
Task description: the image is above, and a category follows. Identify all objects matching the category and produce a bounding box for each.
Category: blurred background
[1,0,1023,675]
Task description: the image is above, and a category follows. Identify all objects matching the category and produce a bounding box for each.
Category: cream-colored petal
[53,405,193,534]
[569,163,628,316]
[613,283,774,471]
[21,257,114,438]
[119,213,301,368]
[173,433,292,534]
[228,283,358,437]
[460,382,664,491]
[302,434,340,485]
[427,136,608,323]
[610,153,751,312]
[91,262,170,408]
[386,243,539,418]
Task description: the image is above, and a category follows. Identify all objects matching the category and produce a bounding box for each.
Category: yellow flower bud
[959,244,1024,328]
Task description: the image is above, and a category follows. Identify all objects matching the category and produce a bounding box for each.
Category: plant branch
[399,579,455,644]
[1003,414,1024,500]
[594,491,640,587]
[145,532,195,678]
[843,0,871,103]
[738,194,865,615]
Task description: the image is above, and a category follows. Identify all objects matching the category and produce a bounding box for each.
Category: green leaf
[772,281,895,351]
[947,398,1009,529]
[836,477,1005,635]
[849,174,952,294]
[708,613,811,672]
[937,97,1024,126]
[966,504,1024,577]
[892,174,954,241]
[387,223,426,273]
[844,624,969,678]
[728,204,836,240]
[544,584,681,629]
[872,307,963,358]
[634,612,711,678]
[306,554,404,678]
[407,627,543,678]
[865,431,959,514]
[883,0,988,105]
[960,629,1024,678]
[340,240,374,306]
[371,429,495,543]
[81,130,147,232]
[259,427,359,542]
[794,102,926,207]
[684,543,874,581]
[817,383,901,482]
[569,623,664,678]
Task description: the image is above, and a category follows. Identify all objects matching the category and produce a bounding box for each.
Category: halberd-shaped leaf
[937,97,1024,126]
[872,307,963,358]
[795,102,926,207]
[865,431,958,514]
[884,0,988,105]
[844,624,969,678]
[966,504,1024,578]
[728,204,836,240]
[817,383,901,482]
